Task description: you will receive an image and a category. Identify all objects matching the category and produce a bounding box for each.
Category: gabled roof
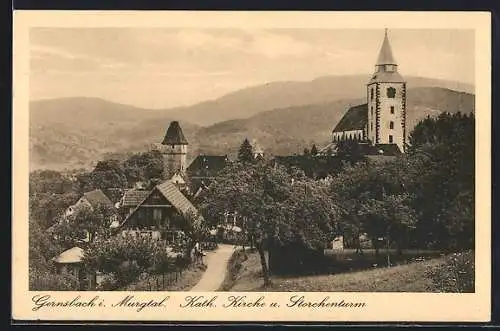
[376,29,397,66]
[52,246,84,264]
[187,155,229,175]
[83,189,114,209]
[121,189,150,208]
[162,121,188,145]
[120,180,201,227]
[156,180,198,216]
[332,103,368,133]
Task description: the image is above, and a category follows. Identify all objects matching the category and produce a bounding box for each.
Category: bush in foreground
[426,250,474,293]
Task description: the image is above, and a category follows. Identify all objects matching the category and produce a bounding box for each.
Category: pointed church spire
[376,28,397,66]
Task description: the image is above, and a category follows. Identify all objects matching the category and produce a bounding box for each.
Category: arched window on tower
[370,88,374,99]
[389,121,394,129]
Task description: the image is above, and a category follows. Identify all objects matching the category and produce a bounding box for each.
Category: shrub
[96,273,118,291]
[115,260,142,286]
[29,266,79,291]
[426,250,474,293]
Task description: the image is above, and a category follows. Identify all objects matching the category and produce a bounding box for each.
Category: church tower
[158,121,188,180]
[367,29,407,153]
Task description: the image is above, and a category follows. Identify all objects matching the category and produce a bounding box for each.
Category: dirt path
[189,244,235,292]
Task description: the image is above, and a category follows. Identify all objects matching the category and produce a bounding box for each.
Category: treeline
[29,149,165,290]
[330,112,474,251]
[199,112,475,281]
[29,150,163,230]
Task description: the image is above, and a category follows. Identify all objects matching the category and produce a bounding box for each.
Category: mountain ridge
[29,75,475,171]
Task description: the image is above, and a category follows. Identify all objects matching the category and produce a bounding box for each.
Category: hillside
[194,87,475,158]
[29,97,201,170]
[167,75,474,125]
[226,251,472,292]
[29,83,475,171]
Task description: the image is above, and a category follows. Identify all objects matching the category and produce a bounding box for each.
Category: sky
[30,28,475,109]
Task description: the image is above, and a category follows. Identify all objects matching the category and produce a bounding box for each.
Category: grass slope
[228,252,454,292]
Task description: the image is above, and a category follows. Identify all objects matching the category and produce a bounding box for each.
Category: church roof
[369,29,406,84]
[376,29,397,65]
[332,103,368,133]
[162,121,188,145]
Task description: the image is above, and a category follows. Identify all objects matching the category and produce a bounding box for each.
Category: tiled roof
[52,246,84,264]
[333,103,368,133]
[156,180,198,217]
[121,189,150,207]
[121,180,202,228]
[162,121,188,145]
[83,189,114,209]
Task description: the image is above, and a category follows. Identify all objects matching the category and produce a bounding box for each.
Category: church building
[332,29,407,153]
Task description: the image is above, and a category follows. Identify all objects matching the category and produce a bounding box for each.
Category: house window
[389,135,394,143]
[153,208,162,223]
[390,106,395,114]
[387,87,396,98]
[389,121,394,129]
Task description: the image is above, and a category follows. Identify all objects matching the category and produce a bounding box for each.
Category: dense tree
[50,202,116,249]
[83,233,172,289]
[199,161,339,283]
[29,191,80,229]
[237,138,254,164]
[329,112,475,252]
[88,159,128,190]
[30,170,76,195]
[122,150,163,187]
[28,217,79,290]
[335,139,365,166]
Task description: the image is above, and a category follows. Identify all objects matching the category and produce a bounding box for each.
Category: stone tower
[158,121,188,179]
[367,29,407,153]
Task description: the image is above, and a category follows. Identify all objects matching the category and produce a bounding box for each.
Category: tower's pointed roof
[162,121,188,145]
[376,29,397,66]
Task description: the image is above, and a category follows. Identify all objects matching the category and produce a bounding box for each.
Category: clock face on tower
[387,87,396,98]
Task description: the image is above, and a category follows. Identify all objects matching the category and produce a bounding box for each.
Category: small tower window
[370,88,374,99]
[371,122,373,131]
[389,135,394,143]
[389,121,394,129]
[387,87,396,98]
[390,106,395,114]
[371,106,373,116]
